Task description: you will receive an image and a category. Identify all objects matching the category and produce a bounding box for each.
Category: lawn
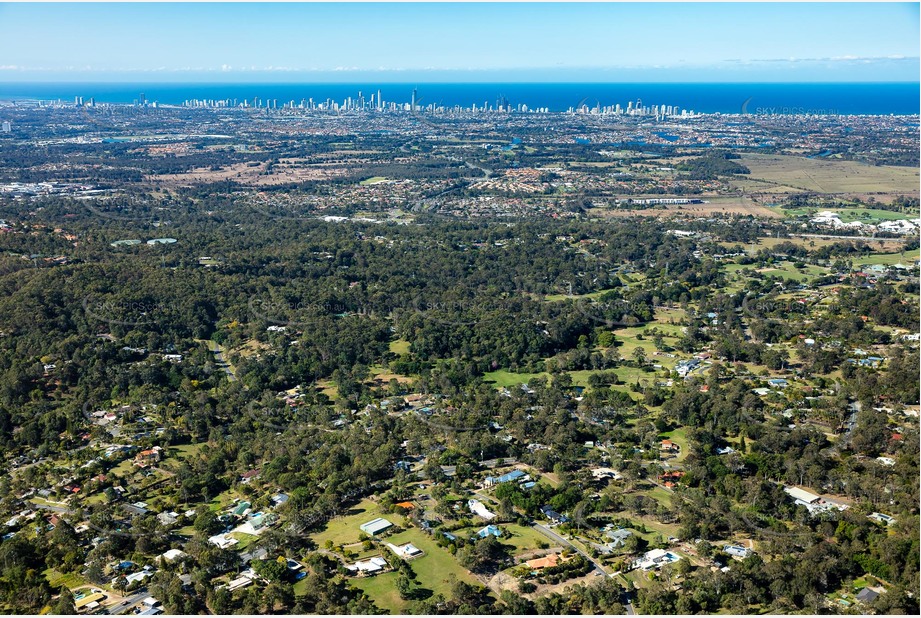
[366,528,481,608]
[543,287,620,302]
[852,247,920,267]
[311,498,390,548]
[43,568,88,591]
[497,524,552,554]
[351,572,406,613]
[168,442,206,461]
[316,379,339,400]
[208,488,241,512]
[83,492,109,505]
[448,523,549,556]
[109,458,137,477]
[389,339,411,355]
[229,531,260,550]
[660,427,690,462]
[483,369,547,388]
[724,261,830,283]
[719,236,906,254]
[642,485,675,508]
[359,176,390,185]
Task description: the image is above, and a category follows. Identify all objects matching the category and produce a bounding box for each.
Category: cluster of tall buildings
[180,89,550,114]
[569,98,696,118]
[60,89,694,118]
[1,121,10,133]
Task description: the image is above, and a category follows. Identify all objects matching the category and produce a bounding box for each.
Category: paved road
[796,233,888,242]
[532,523,638,613]
[105,589,150,615]
[531,522,609,577]
[204,340,237,382]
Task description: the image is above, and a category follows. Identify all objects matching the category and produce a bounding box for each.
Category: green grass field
[168,442,206,461]
[351,572,405,613]
[389,339,411,355]
[229,531,260,550]
[352,527,482,613]
[359,176,390,185]
[724,261,830,283]
[311,498,389,548]
[483,370,547,387]
[660,427,689,463]
[449,523,549,556]
[43,568,88,591]
[497,524,554,555]
[852,248,920,267]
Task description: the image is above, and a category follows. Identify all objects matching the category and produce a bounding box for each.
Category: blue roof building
[475,525,502,539]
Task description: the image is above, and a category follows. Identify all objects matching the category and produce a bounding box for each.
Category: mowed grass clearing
[719,236,907,253]
[853,247,920,267]
[389,339,411,355]
[352,527,483,613]
[43,568,88,591]
[724,261,830,282]
[311,498,392,548]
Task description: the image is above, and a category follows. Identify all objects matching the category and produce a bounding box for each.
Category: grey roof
[856,588,879,603]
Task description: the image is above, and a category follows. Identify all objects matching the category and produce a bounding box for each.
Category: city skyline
[0,2,918,83]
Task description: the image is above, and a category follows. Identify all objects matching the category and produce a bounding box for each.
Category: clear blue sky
[0,2,918,82]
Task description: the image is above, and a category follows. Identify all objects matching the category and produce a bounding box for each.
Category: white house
[347,556,389,575]
[467,499,496,521]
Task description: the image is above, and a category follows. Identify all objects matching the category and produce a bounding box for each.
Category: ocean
[0,82,918,115]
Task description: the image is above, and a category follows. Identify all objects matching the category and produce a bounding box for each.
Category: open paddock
[738,154,920,196]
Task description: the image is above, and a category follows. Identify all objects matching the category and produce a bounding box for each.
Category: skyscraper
[411,88,417,111]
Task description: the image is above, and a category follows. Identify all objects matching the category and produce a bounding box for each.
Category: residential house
[634,548,680,571]
[157,512,179,527]
[590,467,622,481]
[475,525,502,539]
[525,553,563,570]
[855,588,880,604]
[386,542,424,560]
[208,533,239,549]
[158,549,187,563]
[483,469,527,488]
[868,512,896,526]
[240,469,261,484]
[606,528,633,549]
[134,447,162,468]
[660,439,680,453]
[723,545,752,559]
[467,499,496,521]
[347,556,389,575]
[540,505,569,524]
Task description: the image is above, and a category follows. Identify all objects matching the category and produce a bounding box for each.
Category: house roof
[526,554,561,569]
[784,486,821,504]
[856,588,879,603]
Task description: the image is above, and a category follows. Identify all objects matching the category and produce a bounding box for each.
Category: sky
[0,2,918,82]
